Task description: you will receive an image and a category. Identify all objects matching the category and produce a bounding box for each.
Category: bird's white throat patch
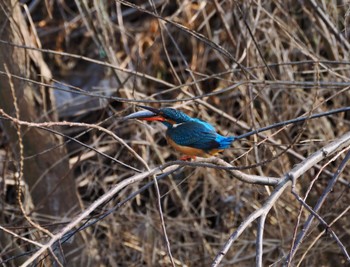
[172,123,185,128]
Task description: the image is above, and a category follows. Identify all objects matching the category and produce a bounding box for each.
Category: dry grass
[1,0,350,266]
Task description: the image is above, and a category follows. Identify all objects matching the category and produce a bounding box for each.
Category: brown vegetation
[0,0,350,266]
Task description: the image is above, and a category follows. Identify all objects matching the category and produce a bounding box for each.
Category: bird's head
[123,106,192,128]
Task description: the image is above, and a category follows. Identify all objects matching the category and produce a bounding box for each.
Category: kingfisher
[124,106,235,159]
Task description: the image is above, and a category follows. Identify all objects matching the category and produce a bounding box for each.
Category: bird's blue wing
[192,118,216,132]
[166,122,221,151]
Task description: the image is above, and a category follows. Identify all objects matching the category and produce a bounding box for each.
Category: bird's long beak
[136,105,161,114]
[123,106,165,121]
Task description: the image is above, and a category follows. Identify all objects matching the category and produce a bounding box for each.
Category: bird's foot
[180,155,196,161]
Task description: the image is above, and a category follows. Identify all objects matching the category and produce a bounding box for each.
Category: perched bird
[124,106,235,159]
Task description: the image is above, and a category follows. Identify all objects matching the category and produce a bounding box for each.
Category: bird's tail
[216,135,235,149]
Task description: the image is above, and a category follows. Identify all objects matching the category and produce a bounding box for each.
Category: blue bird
[124,106,235,159]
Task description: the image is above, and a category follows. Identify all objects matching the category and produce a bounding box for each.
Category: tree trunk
[0,1,92,265]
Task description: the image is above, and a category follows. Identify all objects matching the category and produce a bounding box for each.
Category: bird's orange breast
[166,137,223,158]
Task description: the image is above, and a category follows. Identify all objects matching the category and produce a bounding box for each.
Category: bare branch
[212,131,350,266]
